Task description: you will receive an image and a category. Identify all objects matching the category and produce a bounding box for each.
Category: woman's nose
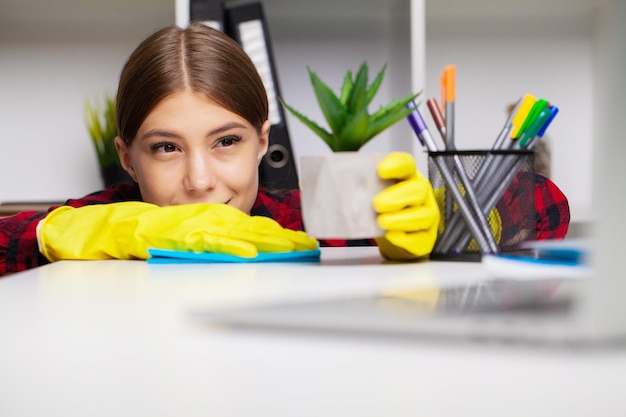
[184,151,216,192]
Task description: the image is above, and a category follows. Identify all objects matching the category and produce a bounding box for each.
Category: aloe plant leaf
[279,98,337,151]
[370,92,420,124]
[346,62,368,115]
[337,107,370,151]
[339,70,353,106]
[85,95,121,167]
[366,64,387,106]
[103,97,118,166]
[366,97,419,139]
[85,101,104,165]
[308,67,347,135]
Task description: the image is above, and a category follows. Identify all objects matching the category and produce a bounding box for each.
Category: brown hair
[116,23,268,143]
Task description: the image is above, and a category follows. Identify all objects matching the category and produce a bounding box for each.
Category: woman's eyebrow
[139,129,181,141]
[208,122,247,136]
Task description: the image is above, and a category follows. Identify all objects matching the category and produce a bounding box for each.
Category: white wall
[0,2,173,202]
[0,42,135,201]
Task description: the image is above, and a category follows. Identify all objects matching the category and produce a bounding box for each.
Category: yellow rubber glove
[37,201,319,262]
[373,152,440,261]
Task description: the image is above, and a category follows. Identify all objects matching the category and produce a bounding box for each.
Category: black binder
[223,1,299,191]
[190,0,225,31]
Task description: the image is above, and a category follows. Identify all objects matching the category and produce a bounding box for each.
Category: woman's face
[115,90,269,214]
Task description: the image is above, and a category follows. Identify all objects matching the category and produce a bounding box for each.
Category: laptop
[191,220,626,344]
[194,273,588,344]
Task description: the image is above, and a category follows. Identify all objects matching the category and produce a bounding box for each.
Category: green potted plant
[280,62,419,239]
[85,95,132,187]
[280,62,418,153]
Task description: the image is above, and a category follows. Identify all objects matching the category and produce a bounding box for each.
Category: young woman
[0,24,442,276]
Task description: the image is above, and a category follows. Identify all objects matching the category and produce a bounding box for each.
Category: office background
[0,0,606,224]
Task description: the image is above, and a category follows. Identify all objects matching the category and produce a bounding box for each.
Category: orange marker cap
[444,65,456,102]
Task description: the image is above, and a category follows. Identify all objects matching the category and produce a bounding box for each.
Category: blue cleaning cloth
[147,247,321,264]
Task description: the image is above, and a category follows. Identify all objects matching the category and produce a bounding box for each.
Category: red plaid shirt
[0,174,569,276]
[495,172,570,244]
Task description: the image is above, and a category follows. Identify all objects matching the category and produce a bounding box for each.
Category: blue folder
[482,239,591,280]
[147,247,321,264]
[520,238,590,264]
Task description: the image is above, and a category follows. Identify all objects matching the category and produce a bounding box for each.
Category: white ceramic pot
[299,152,393,239]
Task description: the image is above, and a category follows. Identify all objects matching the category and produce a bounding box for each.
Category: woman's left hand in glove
[374,152,440,261]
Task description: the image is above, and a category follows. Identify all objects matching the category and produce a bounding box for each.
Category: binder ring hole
[265,144,289,169]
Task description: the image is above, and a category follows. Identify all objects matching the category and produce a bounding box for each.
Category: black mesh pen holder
[427,149,535,261]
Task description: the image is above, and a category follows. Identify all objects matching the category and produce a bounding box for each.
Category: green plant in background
[85,95,120,168]
[279,62,420,152]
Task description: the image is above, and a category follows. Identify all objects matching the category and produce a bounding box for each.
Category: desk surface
[0,247,624,417]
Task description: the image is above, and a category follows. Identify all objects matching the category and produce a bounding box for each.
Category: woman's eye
[216,135,242,148]
[151,143,178,153]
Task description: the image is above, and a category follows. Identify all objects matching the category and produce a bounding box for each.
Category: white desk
[0,247,624,417]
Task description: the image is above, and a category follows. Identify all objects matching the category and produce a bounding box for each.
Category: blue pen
[406,107,426,148]
[537,106,559,138]
[407,101,437,152]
